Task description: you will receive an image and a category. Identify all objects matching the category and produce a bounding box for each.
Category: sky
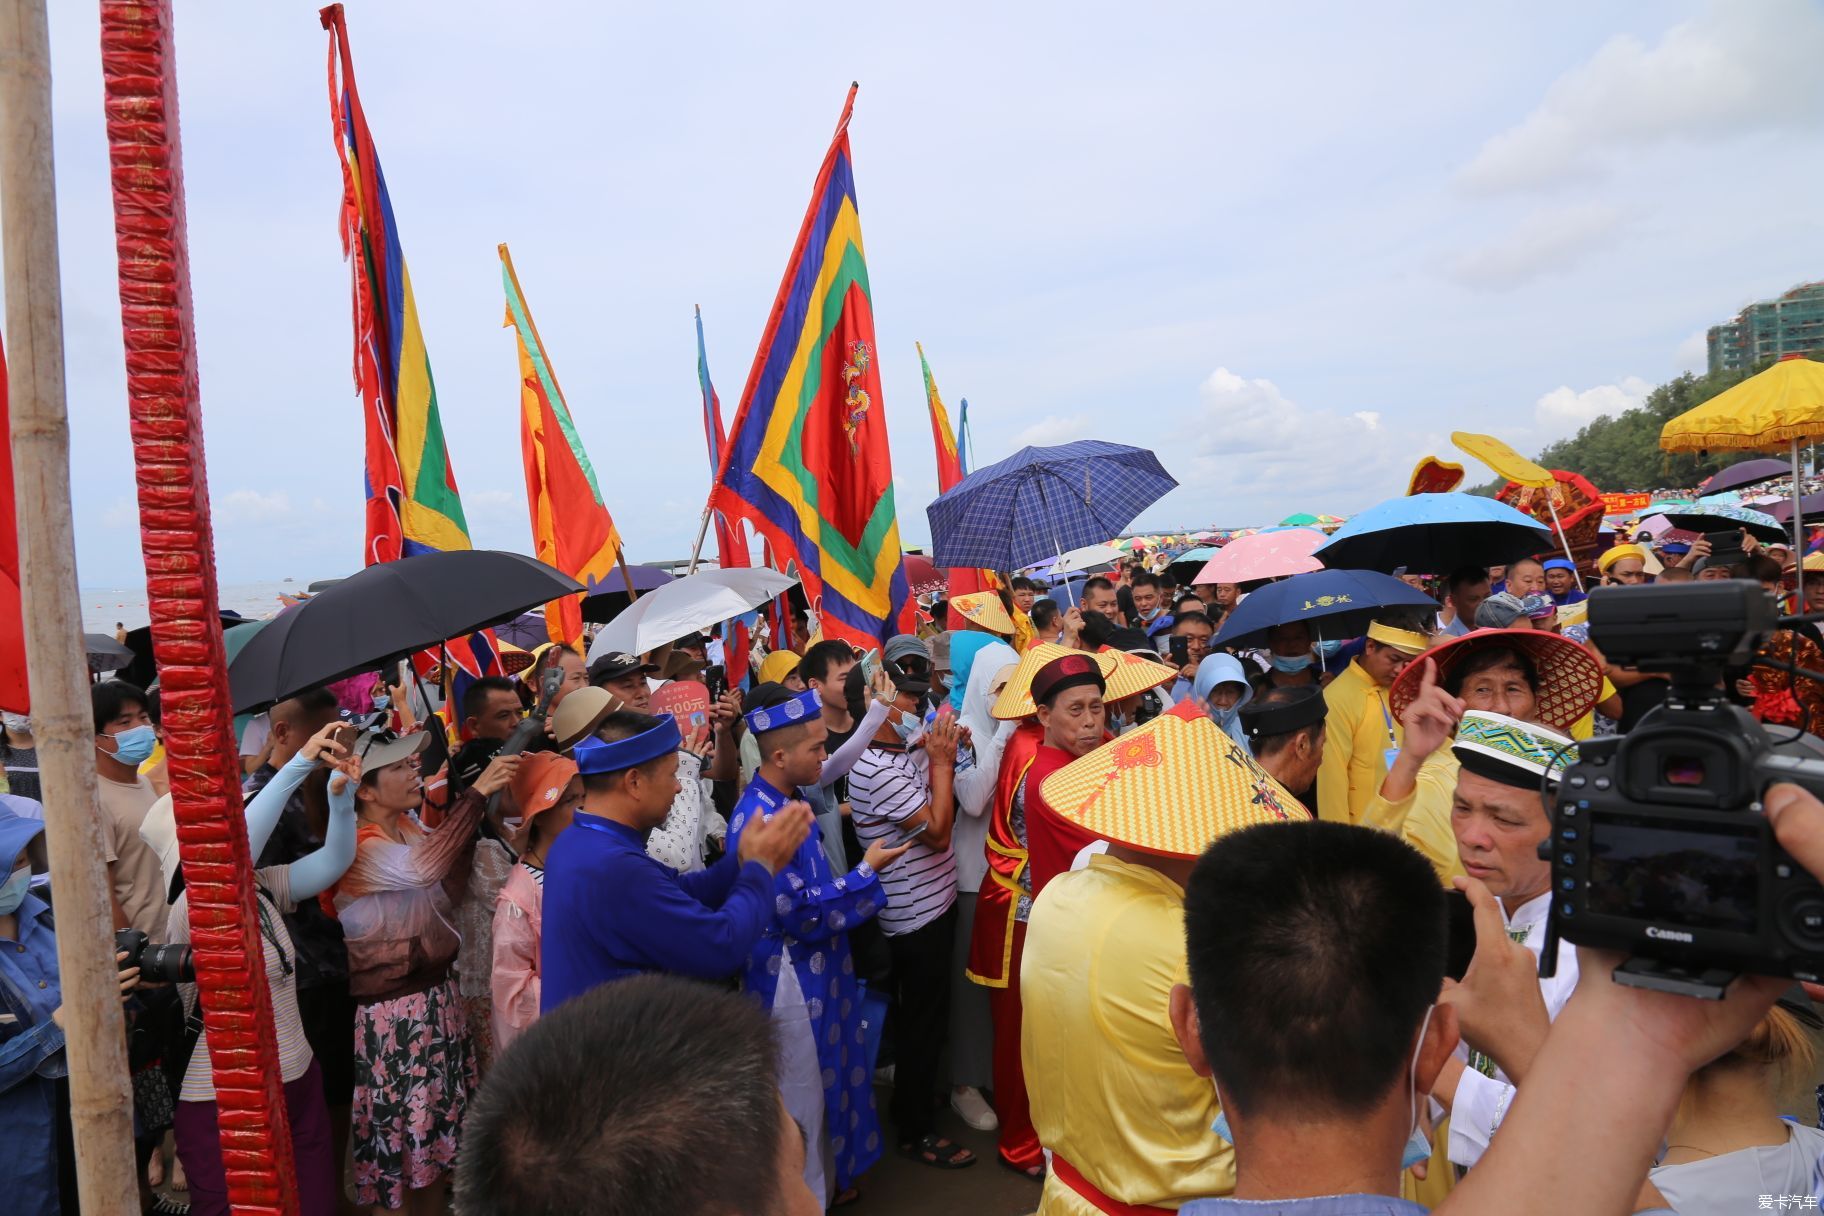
[30,0,1824,585]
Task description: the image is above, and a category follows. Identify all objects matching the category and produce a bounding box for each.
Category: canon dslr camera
[1543,580,1824,997]
[115,926,196,985]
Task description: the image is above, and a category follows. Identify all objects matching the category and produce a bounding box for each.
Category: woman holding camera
[332,728,519,1215]
[144,720,360,1216]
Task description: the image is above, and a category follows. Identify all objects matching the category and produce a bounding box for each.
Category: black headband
[1239,687,1327,739]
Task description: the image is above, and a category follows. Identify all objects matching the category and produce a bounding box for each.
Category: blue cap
[0,805,44,870]
[1543,558,1576,572]
[573,716,683,775]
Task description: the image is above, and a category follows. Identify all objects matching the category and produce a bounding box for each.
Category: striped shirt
[848,746,957,936]
[168,866,314,1100]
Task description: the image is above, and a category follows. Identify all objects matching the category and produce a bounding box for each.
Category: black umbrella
[1696,457,1788,498]
[229,550,584,711]
[579,563,676,624]
[117,611,246,690]
[83,633,133,675]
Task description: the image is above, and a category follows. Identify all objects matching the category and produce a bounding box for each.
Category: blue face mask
[1211,1005,1436,1171]
[890,709,920,745]
[1269,653,1314,673]
[102,724,157,767]
[1314,639,1344,659]
[0,865,29,915]
[1206,697,1242,731]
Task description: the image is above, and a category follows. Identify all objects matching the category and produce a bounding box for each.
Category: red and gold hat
[1100,647,1178,703]
[951,592,1016,637]
[1388,628,1603,734]
[992,643,1087,720]
[1039,703,1310,858]
[991,643,1177,720]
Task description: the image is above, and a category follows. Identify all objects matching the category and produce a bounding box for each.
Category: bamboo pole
[0,2,140,1210]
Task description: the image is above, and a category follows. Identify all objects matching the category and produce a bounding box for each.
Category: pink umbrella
[1194,527,1326,584]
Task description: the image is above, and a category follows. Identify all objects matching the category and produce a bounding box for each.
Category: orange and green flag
[500,244,621,647]
[919,341,965,493]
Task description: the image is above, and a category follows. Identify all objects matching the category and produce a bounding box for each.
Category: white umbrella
[587,568,798,660]
[1049,542,1124,574]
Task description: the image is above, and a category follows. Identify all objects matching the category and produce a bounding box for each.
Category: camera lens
[1780,892,1824,952]
[138,942,196,985]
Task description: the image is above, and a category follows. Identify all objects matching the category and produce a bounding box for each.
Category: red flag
[0,337,25,713]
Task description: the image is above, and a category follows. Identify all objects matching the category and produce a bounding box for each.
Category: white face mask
[2,712,30,735]
[1401,1005,1437,1169]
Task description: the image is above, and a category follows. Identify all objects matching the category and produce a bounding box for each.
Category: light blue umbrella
[1315,494,1554,574]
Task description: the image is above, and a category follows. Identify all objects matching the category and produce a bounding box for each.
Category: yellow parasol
[1452,431,1583,589]
[1660,355,1824,602]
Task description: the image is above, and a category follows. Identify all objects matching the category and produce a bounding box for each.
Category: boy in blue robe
[726,684,911,1206]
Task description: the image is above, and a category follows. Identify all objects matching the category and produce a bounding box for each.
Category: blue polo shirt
[540,812,776,1013]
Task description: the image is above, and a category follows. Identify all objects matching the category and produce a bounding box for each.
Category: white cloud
[1460,0,1824,193]
[1172,369,1431,523]
[216,489,292,523]
[1673,330,1709,374]
[1446,204,1625,291]
[1533,376,1652,440]
[1010,414,1091,448]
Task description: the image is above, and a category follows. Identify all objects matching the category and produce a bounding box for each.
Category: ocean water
[80,580,315,634]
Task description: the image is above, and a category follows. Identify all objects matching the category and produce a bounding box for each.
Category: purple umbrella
[1697,457,1789,497]
[1766,492,1824,523]
[579,563,677,624]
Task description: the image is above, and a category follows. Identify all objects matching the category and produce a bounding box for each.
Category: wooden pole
[99,3,298,1210]
[0,2,141,1210]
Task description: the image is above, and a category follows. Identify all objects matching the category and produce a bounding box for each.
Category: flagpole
[0,5,140,1208]
[1543,493,1583,592]
[687,505,714,575]
[1792,438,1805,609]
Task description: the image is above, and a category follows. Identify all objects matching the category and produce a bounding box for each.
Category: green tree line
[1469,355,1822,494]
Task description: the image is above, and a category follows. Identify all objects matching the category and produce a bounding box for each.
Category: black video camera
[115,926,196,985]
[1541,580,1824,998]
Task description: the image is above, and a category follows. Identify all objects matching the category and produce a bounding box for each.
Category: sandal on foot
[898,1133,976,1169]
[998,1156,1045,1180]
[829,1186,862,1210]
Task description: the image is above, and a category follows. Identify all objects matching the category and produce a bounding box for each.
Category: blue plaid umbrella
[925,440,1178,572]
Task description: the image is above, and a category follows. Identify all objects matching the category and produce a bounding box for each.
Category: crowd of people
[5,522,1824,1215]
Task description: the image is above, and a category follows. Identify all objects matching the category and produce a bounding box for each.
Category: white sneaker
[950,1086,999,1131]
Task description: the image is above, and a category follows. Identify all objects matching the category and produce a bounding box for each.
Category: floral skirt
[351,977,477,1209]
